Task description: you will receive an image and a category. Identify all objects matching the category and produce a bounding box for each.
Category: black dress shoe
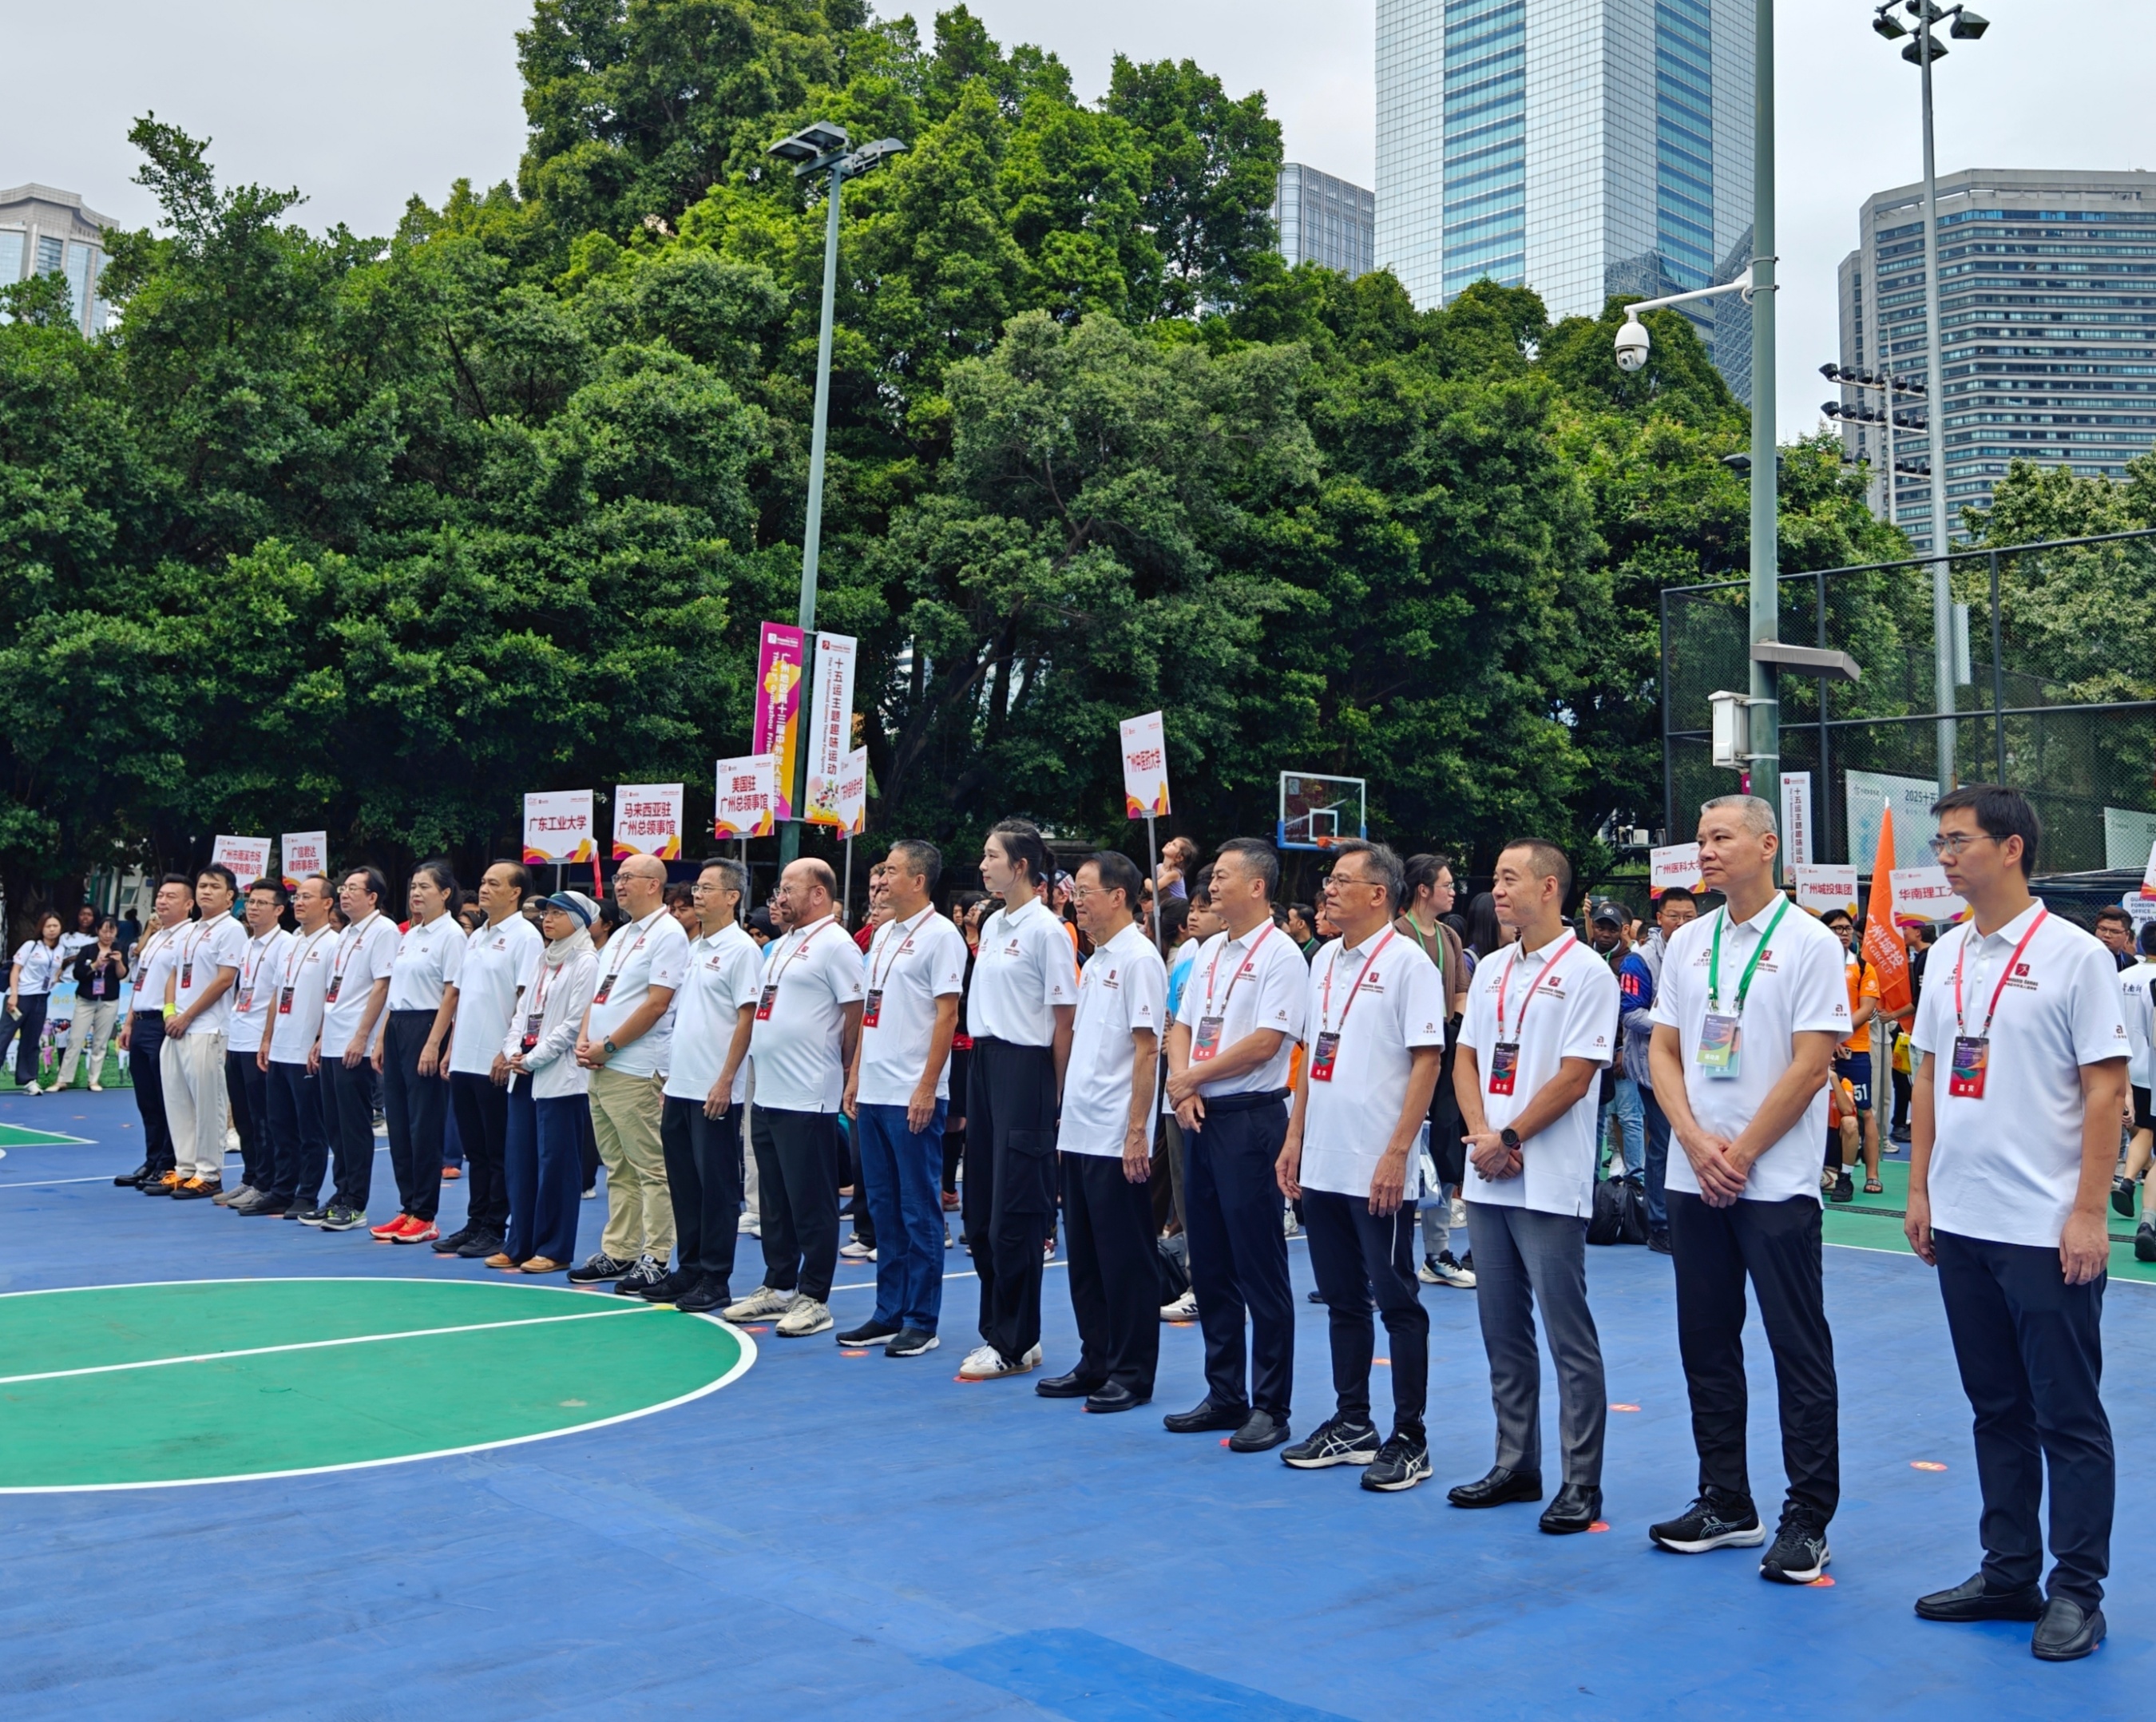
[1539,1482,1603,1534]
[1084,1383,1148,1414]
[1914,1572,2045,1623]
[1164,1397,1250,1434]
[2031,1596,2106,1661]
[674,1276,727,1315]
[1447,1465,1544,1508]
[456,1232,505,1260]
[1227,1410,1290,1453]
[1036,1370,1106,1399]
[433,1227,471,1256]
[113,1161,149,1186]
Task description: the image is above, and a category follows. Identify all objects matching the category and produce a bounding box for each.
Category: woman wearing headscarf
[493,891,599,1273]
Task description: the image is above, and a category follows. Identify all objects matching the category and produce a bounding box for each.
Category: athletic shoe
[941,1191,960,1211]
[319,1206,368,1232]
[212,1183,254,1208]
[887,1327,940,1357]
[839,1237,874,1260]
[172,1176,223,1201]
[1649,1494,1766,1553]
[1649,1230,1674,1256]
[633,1267,696,1303]
[1421,1251,1476,1289]
[2137,1222,2156,1264]
[1361,1429,1432,1493]
[722,1286,797,1321]
[1449,1197,1467,1228]
[675,1276,728,1315]
[1759,1507,1831,1585]
[567,1252,633,1284]
[433,1226,473,1255]
[113,1161,149,1187]
[1830,1171,1855,1204]
[391,1219,439,1246]
[1280,1414,1380,1470]
[88,1080,101,1092]
[775,1297,833,1338]
[581,1186,597,1200]
[957,1343,1037,1379]
[369,1214,410,1240]
[23,1081,41,1097]
[2113,1176,2138,1220]
[371,1113,386,1136]
[455,1232,504,1260]
[1160,1290,1199,1321]
[945,1224,953,1250]
[837,1320,901,1347]
[141,1168,183,1196]
[1282,1210,1303,1238]
[736,1212,760,1235]
[1044,1238,1056,1261]
[232,1190,284,1216]
[613,1256,667,1297]
[292,1204,332,1225]
[441,1165,461,1180]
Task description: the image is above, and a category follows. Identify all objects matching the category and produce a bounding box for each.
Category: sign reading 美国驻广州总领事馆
[714,756,776,839]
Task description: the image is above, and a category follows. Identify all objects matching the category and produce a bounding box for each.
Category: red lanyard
[1953,909,2047,1039]
[240,933,278,993]
[283,926,333,986]
[1319,930,1397,1037]
[870,910,933,991]
[1493,934,1576,1041]
[599,915,659,986]
[531,957,569,1018]
[1202,922,1278,1015]
[333,915,381,981]
[772,917,838,987]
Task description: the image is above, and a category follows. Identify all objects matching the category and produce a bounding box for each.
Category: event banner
[1120,711,1172,819]
[805,632,858,828]
[835,746,870,837]
[523,790,596,864]
[1791,863,1857,915]
[1890,864,1968,926]
[2144,836,2156,899]
[211,835,272,885]
[1649,842,1702,898]
[713,754,776,839]
[280,831,328,891]
[612,783,683,859]
[1779,772,1813,872]
[753,623,806,822]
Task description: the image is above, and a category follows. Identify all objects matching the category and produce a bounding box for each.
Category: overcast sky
[6,0,2150,440]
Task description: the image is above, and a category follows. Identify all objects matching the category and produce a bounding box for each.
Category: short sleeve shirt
[386,915,465,1013]
[858,909,969,1107]
[1651,899,1851,1205]
[1298,931,1447,1200]
[965,898,1078,1046]
[664,923,767,1105]
[1172,921,1307,1096]
[12,941,65,996]
[1912,905,2130,1248]
[748,918,866,1112]
[268,925,339,1065]
[450,915,544,1077]
[172,915,249,1037]
[1460,934,1619,1216]
[2120,960,2156,1092]
[226,928,293,1056]
[321,913,401,1053]
[1060,924,1169,1157]
[586,909,692,1078]
[129,924,184,1014]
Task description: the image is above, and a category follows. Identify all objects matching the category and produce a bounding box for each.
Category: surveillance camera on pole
[1615,317,1651,372]
[1610,266,1756,374]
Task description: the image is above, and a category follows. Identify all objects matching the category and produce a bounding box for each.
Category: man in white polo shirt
[162,865,250,1200]
[1648,794,1849,1586]
[1276,840,1445,1490]
[727,857,864,1338]
[1906,785,2128,1663]
[255,873,338,1220]
[1448,839,1617,1531]
[1036,850,1167,1411]
[842,839,967,1357]
[572,853,690,1297]
[218,879,293,1211]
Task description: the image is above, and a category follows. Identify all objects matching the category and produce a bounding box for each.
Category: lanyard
[530,956,570,1019]
[1706,898,1790,1013]
[598,912,660,987]
[870,909,934,992]
[1202,922,1278,1016]
[333,913,381,981]
[240,933,279,994]
[283,924,334,986]
[1493,934,1576,1040]
[1320,930,1398,1038]
[770,917,838,989]
[1401,913,1444,978]
[1953,909,2047,1040]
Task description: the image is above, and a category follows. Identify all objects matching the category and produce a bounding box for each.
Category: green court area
[0,1279,751,1491]
[0,1123,93,1149]
[1820,1157,2156,1284]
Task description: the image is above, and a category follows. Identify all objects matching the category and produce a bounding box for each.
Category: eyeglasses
[1069,887,1119,903]
[1925,832,1995,859]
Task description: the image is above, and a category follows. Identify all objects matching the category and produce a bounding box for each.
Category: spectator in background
[666,883,698,938]
[1589,900,1644,1184]
[1158,835,1199,902]
[58,904,98,966]
[4,912,68,1093]
[1820,908,1882,1202]
[1286,903,1320,957]
[2094,907,2136,972]
[1464,891,1507,964]
[1619,886,1698,1254]
[1397,853,1472,1291]
[2117,918,2156,1258]
[57,916,126,1091]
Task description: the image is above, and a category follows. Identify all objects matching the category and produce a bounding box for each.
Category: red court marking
[1610,1403,1640,1412]
[1810,1576,1837,1588]
[1588,1522,1610,1533]
[1911,1460,1948,1471]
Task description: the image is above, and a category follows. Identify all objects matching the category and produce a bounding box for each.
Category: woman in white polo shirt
[368,860,464,1246]
[5,911,67,1093]
[497,892,600,1274]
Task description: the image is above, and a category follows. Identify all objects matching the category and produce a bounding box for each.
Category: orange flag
[1862,806,1913,1018]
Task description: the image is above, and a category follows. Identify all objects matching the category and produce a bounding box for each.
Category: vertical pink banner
[753,622,806,822]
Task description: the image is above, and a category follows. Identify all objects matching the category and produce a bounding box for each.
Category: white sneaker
[944,1224,953,1250]
[775,1297,833,1338]
[722,1285,797,1321]
[957,1343,1039,1379]
[88,1080,101,1092]
[839,1238,872,1260]
[1043,1239,1056,1262]
[1160,1290,1199,1321]
[23,1081,42,1097]
[1422,1251,1476,1289]
[737,1213,760,1235]
[1283,1210,1302,1237]
[1449,1197,1467,1228]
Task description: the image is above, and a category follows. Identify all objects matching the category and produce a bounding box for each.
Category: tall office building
[1373,0,1756,400]
[1273,164,1376,279]
[0,184,114,336]
[1836,168,2156,554]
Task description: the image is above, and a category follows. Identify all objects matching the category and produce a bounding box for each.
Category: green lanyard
[1707,896,1790,1014]
[1402,913,1444,979]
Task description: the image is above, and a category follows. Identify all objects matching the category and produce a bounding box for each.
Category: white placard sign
[1120,710,1172,819]
[835,746,869,836]
[713,754,776,839]
[280,831,328,891]
[211,835,272,886]
[1890,864,1968,926]
[1650,843,1702,897]
[612,783,684,859]
[1779,772,1813,871]
[1792,863,1858,915]
[522,790,596,864]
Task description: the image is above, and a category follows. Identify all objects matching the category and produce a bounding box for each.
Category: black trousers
[1304,1187,1428,1431]
[965,1038,1059,1363]
[662,1096,743,1291]
[265,1059,328,1207]
[225,1049,270,1190]
[846,1117,875,1251]
[319,1054,376,1211]
[127,1010,174,1175]
[450,1070,510,1236]
[4,991,50,1085]
[751,1106,840,1301]
[382,1010,447,1220]
[1935,1228,2113,1609]
[1060,1151,1162,1395]
[1184,1092,1295,1418]
[1668,1191,1840,1522]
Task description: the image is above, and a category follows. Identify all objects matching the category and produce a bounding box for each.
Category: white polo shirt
[2119,958,2156,1092]
[171,914,248,1038]
[1060,923,1169,1157]
[130,922,185,1014]
[268,925,339,1066]
[1912,904,2130,1248]
[858,907,969,1107]
[585,907,692,1079]
[450,914,543,1077]
[322,912,400,1054]
[1173,920,1307,1096]
[1461,933,1619,1216]
[226,927,293,1057]
[1651,896,1850,1205]
[387,914,464,1013]
[11,941,65,996]
[1298,928,1447,1199]
[748,916,865,1112]
[664,922,766,1105]
[966,897,1076,1045]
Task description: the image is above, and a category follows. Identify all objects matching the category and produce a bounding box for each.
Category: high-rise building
[1273,164,1376,279]
[0,184,115,337]
[1373,0,1756,400]
[1836,168,2156,553]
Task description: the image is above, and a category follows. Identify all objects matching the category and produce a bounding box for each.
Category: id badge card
[591,975,615,1006]
[521,1010,542,1052]
[862,988,883,1028]
[1487,1040,1520,1096]
[323,974,343,1005]
[278,986,295,1016]
[1948,1034,1990,1099]
[1696,1011,1741,1079]
[1192,1014,1224,1061]
[90,976,105,998]
[755,982,778,1022]
[1309,1030,1341,1082]
[181,962,194,989]
[236,990,252,1014]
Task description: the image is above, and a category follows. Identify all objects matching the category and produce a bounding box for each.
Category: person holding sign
[161,866,249,1200]
[1905,787,2128,1662]
[1448,839,1618,1531]
[1275,841,1444,1490]
[1647,796,1849,1585]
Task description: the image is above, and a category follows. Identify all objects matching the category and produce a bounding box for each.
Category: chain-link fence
[1663,529,2156,895]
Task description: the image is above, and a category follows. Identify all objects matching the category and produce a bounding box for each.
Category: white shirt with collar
[1650,895,1850,1205]
[171,914,249,1038]
[450,914,544,1078]
[1060,922,1169,1157]
[748,915,866,1112]
[1172,919,1307,1097]
[1460,932,1619,1216]
[129,922,186,1018]
[2120,957,2156,1092]
[268,925,339,1066]
[226,927,294,1057]
[965,896,1077,1046]
[665,922,766,1106]
[11,941,66,997]
[503,946,598,1101]
[322,912,400,1053]
[1298,927,1447,1200]
[585,907,692,1079]
[858,907,969,1107]
[1912,903,2130,1248]
[387,914,464,1013]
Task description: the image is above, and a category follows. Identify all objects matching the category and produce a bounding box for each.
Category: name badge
[592,975,615,1006]
[1948,1034,1990,1100]
[279,986,295,1015]
[181,962,194,988]
[755,982,778,1022]
[324,975,342,1004]
[1487,1040,1520,1096]
[862,987,883,1028]
[236,990,252,1014]
[522,1011,542,1052]
[1192,1014,1224,1061]
[89,976,105,998]
[1309,1030,1340,1082]
[1696,1011,1741,1079]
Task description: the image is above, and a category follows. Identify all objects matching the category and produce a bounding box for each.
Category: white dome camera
[1614,316,1651,373]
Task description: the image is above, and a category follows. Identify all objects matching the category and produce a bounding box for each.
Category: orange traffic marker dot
[840,1349,869,1358]
[1373,1357,1390,1366]
[1610,1403,1640,1412]
[1810,1576,1837,1588]
[1911,1461,1948,1472]
[1588,1521,1611,1534]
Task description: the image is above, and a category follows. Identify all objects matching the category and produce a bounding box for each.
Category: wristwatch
[1499,1126,1521,1151]
[603,1038,618,1057]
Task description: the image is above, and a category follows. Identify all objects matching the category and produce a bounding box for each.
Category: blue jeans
[505,1085,586,1265]
[1611,1077,1646,1178]
[855,1099,948,1332]
[1640,1083,1673,1234]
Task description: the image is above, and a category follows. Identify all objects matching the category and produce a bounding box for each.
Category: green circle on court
[0,1277,753,1491]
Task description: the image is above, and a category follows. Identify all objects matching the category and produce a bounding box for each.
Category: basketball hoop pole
[1146,815,1161,948]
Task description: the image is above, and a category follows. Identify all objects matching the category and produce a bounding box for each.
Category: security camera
[1614,316,1651,373]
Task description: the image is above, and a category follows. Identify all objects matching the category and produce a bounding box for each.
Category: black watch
[1499,1126,1521,1150]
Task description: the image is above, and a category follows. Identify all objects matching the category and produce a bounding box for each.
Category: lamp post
[1872,0,1989,788]
[765,122,907,861]
[1821,361,1928,528]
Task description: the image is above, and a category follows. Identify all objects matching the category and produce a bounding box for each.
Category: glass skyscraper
[1273,165,1377,279]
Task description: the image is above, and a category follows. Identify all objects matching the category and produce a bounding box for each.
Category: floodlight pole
[1747,0,1780,806]
[1916,3,1956,788]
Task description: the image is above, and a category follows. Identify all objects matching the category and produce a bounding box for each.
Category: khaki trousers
[588,1065,672,1263]
[161,1028,231,1180]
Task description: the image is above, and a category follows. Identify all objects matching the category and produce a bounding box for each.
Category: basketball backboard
[1278,772,1367,851]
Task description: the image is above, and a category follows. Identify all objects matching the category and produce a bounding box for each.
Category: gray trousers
[1467,1200,1607,1487]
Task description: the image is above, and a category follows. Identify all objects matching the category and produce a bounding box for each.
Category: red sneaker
[392,1218,439,1245]
[369,1214,409,1240]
